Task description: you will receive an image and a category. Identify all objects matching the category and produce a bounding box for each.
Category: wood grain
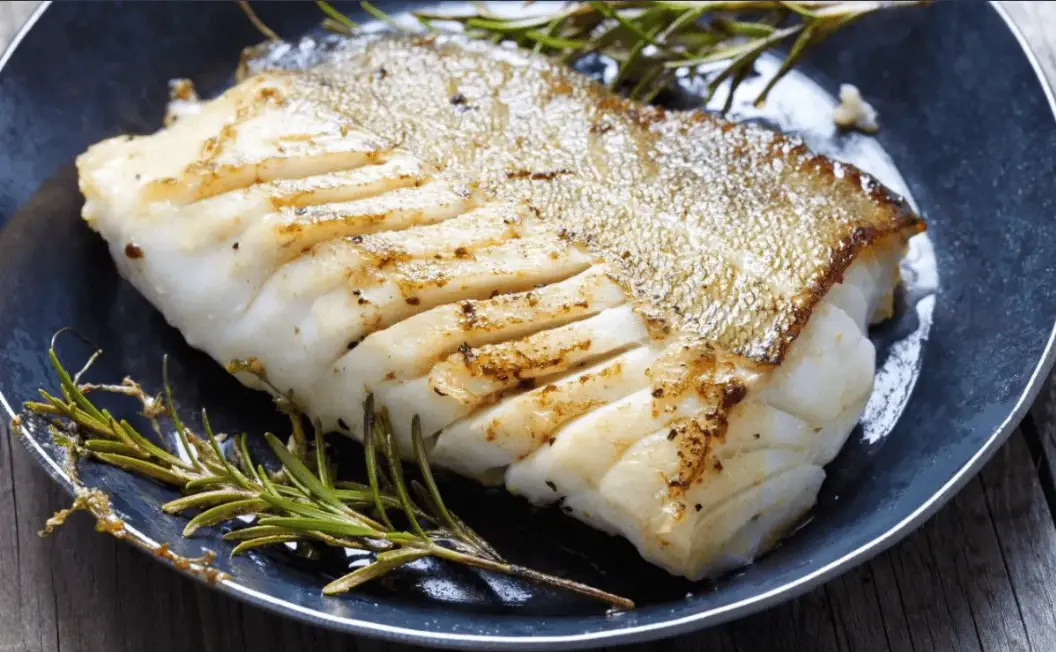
[1,2,1055,651]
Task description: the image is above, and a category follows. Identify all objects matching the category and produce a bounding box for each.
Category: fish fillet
[75,34,924,580]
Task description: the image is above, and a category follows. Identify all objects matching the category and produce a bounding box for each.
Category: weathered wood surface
[1,2,1055,650]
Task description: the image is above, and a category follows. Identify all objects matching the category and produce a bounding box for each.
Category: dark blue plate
[1,1,1054,649]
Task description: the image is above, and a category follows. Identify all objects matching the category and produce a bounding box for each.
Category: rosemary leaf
[656,6,704,42]
[91,452,188,486]
[38,392,104,435]
[183,498,270,537]
[332,488,402,509]
[589,1,663,50]
[118,417,191,470]
[239,1,281,41]
[235,433,263,484]
[334,480,371,492]
[256,463,284,497]
[722,63,751,113]
[163,355,203,472]
[278,455,317,498]
[778,1,818,18]
[202,409,252,490]
[321,17,356,35]
[666,24,801,68]
[313,419,331,490]
[377,410,427,539]
[525,30,588,51]
[362,395,395,530]
[23,400,60,415]
[360,1,404,31]
[722,62,752,113]
[410,480,502,561]
[265,432,346,512]
[50,347,105,423]
[423,489,501,560]
[316,1,358,31]
[82,439,147,458]
[715,19,778,38]
[162,489,256,514]
[410,417,460,537]
[628,65,666,101]
[531,15,564,55]
[256,516,378,539]
[752,22,815,107]
[410,11,477,24]
[100,413,137,449]
[611,22,663,90]
[272,483,307,499]
[323,548,430,595]
[223,524,301,541]
[231,534,303,556]
[184,475,232,491]
[258,492,343,521]
[466,15,554,33]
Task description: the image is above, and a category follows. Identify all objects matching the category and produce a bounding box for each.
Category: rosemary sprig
[316,1,358,35]
[238,1,280,42]
[283,1,925,110]
[18,337,633,610]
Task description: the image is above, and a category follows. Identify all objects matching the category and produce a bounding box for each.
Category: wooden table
[2,2,1056,650]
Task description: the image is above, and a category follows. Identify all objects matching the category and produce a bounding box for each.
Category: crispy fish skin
[247,35,924,364]
[76,35,924,580]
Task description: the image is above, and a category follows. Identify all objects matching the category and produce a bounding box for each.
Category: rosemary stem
[26,335,636,610]
[163,355,204,472]
[427,545,635,610]
[238,1,280,41]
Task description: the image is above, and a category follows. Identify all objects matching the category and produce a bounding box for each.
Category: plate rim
[2,2,1055,649]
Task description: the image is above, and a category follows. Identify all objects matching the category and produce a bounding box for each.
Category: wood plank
[986,429,1056,651]
[729,586,844,652]
[0,429,62,652]
[1003,1,1056,647]
[925,453,1030,651]
[192,583,250,652]
[825,555,911,652]
[112,539,203,652]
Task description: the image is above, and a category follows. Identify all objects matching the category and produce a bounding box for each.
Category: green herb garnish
[17,334,632,609]
[245,1,927,111]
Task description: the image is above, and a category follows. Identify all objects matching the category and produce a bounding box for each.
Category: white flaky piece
[76,37,921,581]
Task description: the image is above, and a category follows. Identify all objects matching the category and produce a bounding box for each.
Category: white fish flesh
[76,35,924,580]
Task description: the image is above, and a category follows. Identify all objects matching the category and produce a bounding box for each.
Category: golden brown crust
[239,35,923,365]
[644,337,754,490]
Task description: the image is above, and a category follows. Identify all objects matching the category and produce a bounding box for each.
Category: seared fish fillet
[76,35,924,580]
